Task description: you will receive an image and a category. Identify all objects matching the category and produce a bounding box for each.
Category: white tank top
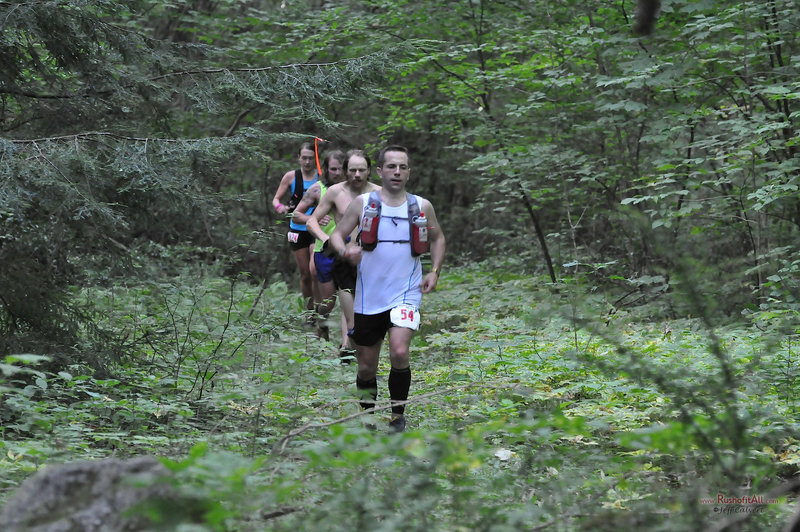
[355,194,423,315]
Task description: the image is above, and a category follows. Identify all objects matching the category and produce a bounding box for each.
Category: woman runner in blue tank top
[271,142,321,318]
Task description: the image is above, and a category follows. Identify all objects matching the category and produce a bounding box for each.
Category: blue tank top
[289,171,318,231]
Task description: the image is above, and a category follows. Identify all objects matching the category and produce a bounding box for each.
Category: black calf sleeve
[356,376,378,410]
[388,367,411,416]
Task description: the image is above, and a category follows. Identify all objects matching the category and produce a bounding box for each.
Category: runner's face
[347,156,370,187]
[377,151,410,193]
[298,148,315,174]
[328,158,344,183]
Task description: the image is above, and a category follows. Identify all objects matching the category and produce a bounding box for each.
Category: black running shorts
[349,310,392,347]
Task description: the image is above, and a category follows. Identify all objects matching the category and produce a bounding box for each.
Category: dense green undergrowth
[2,259,799,530]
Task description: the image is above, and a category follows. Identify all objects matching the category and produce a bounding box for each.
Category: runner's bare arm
[329,196,362,264]
[291,182,321,224]
[307,188,339,242]
[271,171,295,215]
[421,200,446,294]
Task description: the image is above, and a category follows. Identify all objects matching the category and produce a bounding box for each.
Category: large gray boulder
[0,456,182,531]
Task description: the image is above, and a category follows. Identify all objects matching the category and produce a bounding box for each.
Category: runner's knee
[389,347,410,367]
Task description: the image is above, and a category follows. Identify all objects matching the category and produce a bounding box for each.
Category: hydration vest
[288,170,318,232]
[286,169,304,213]
[359,191,429,257]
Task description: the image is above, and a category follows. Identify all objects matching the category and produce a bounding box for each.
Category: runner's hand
[343,244,362,265]
[321,240,336,258]
[421,273,438,294]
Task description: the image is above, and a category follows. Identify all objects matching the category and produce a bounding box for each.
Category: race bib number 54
[390,304,420,330]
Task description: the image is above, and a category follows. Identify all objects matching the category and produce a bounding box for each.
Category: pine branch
[8,132,225,144]
[0,89,74,99]
[147,56,379,82]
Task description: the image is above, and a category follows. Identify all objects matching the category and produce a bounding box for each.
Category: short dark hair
[344,149,372,172]
[322,150,345,183]
[298,142,315,155]
[377,145,409,168]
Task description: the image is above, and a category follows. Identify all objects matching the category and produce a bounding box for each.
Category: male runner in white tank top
[329,145,446,432]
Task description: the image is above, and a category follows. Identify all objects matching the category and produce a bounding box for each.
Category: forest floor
[1,260,798,530]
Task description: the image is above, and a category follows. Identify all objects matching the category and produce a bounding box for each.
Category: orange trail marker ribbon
[314,137,327,177]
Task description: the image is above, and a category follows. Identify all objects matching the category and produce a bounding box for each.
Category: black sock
[356,376,378,410]
[388,366,411,416]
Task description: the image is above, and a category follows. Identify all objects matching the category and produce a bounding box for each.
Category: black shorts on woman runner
[287,229,314,251]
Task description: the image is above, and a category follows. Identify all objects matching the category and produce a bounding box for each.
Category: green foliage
[336,0,800,310]
[6,0,799,364]
[2,260,798,530]
[2,1,800,529]
[0,0,403,361]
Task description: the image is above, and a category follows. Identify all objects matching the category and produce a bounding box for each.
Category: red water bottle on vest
[411,212,429,256]
[360,201,380,251]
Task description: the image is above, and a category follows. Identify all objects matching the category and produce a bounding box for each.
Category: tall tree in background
[331,0,799,315]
